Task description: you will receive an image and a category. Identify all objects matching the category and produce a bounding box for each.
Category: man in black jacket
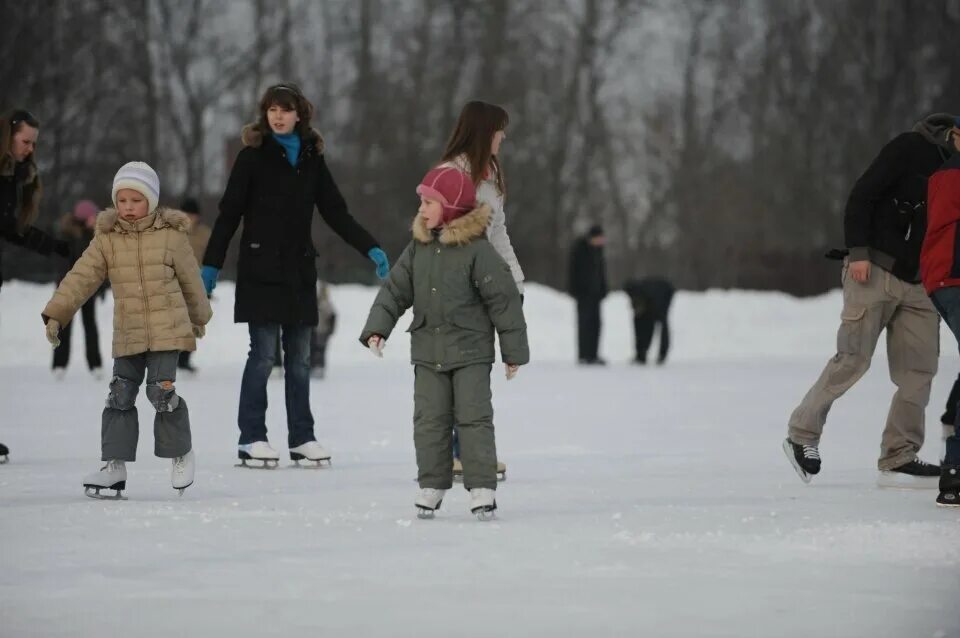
[624,277,675,365]
[784,113,958,486]
[569,225,608,365]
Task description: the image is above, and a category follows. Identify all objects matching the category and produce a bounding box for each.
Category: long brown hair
[0,109,42,229]
[249,83,315,139]
[441,101,509,195]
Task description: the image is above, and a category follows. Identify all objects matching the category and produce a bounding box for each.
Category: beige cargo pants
[787,262,939,470]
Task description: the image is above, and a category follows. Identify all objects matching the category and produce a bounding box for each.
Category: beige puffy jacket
[43,208,212,357]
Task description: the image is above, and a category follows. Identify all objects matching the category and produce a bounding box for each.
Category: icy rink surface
[1,282,958,638]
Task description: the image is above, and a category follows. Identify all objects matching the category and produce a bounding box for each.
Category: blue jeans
[238,323,315,447]
[930,288,960,465]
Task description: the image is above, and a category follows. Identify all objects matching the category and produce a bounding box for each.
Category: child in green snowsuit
[360,166,528,517]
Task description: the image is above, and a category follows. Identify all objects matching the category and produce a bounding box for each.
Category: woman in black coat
[1,109,68,463]
[202,83,389,467]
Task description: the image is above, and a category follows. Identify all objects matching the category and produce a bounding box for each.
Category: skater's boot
[0,442,8,464]
[782,438,820,483]
[937,465,960,507]
[83,460,127,499]
[469,487,497,520]
[237,441,280,469]
[171,450,195,494]
[289,441,331,467]
[415,488,446,519]
[877,457,940,489]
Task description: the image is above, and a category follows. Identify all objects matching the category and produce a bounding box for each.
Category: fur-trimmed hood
[240,124,325,154]
[412,204,491,246]
[95,207,191,235]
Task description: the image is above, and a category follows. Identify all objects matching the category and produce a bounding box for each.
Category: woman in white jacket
[439,101,525,479]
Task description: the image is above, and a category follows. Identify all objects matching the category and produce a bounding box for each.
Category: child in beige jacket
[42,162,212,499]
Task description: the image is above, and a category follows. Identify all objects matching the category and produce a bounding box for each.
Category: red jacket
[921,153,960,294]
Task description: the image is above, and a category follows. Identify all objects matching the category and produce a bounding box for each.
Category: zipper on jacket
[136,231,151,347]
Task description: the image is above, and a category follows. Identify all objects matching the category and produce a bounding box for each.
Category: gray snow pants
[787,262,939,470]
[101,350,191,462]
[414,364,497,490]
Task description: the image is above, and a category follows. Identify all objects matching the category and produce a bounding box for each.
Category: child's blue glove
[368,247,390,279]
[200,265,220,295]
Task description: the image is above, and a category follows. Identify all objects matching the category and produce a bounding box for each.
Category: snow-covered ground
[1,281,958,638]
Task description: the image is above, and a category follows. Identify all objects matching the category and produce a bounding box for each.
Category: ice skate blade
[474,508,497,521]
[84,486,127,500]
[290,456,331,469]
[235,458,279,469]
[936,498,960,508]
[416,507,437,519]
[782,439,812,484]
[876,472,939,490]
[173,481,193,496]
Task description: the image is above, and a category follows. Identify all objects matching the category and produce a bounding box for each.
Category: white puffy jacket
[441,156,525,293]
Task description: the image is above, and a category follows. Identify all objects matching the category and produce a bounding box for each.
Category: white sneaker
[171,450,195,493]
[469,487,497,519]
[237,441,280,468]
[415,488,446,518]
[82,460,127,499]
[289,441,331,466]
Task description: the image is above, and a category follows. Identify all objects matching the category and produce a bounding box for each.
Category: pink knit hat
[73,200,99,222]
[416,167,477,223]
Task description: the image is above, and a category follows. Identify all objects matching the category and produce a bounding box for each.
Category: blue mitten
[368,247,390,279]
[200,265,220,295]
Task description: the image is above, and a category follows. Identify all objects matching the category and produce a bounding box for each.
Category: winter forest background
[2,0,959,296]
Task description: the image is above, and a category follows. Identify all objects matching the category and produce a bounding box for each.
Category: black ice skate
[782,438,820,484]
[877,458,940,489]
[82,460,128,500]
[0,442,8,464]
[236,442,280,469]
[937,465,960,507]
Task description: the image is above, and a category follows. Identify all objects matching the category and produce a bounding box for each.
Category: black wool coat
[204,127,380,325]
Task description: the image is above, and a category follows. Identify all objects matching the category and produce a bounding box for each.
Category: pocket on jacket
[837,306,866,355]
[240,243,284,284]
[406,313,427,332]
[450,312,492,333]
[298,248,318,288]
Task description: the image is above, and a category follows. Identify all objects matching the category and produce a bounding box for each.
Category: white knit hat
[112,161,160,213]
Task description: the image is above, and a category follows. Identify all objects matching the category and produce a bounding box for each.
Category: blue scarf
[272,132,301,168]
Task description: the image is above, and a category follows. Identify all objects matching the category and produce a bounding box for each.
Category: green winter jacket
[360,205,529,371]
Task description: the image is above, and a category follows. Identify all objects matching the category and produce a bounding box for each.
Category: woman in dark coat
[0,109,68,463]
[202,83,389,467]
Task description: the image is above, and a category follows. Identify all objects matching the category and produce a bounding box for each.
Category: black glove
[52,240,70,258]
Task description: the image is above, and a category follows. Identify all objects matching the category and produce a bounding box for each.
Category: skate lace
[105,460,124,472]
[174,455,187,473]
[802,446,820,461]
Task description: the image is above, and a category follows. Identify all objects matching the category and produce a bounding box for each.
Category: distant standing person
[783,113,957,486]
[177,197,211,373]
[569,225,607,365]
[624,277,675,365]
[52,200,104,379]
[201,83,389,468]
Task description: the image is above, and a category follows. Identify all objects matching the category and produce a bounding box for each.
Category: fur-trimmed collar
[412,204,491,246]
[241,124,325,154]
[95,207,190,235]
[0,154,38,182]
